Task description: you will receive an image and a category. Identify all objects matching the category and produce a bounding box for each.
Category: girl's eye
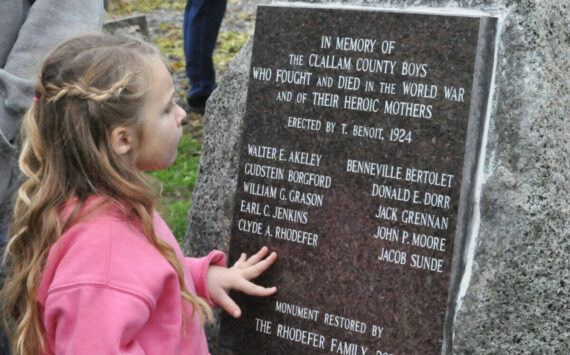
[164,98,178,114]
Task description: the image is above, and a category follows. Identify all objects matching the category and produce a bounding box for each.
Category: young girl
[0,34,277,354]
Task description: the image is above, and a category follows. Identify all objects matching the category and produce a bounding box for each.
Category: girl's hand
[207,246,277,318]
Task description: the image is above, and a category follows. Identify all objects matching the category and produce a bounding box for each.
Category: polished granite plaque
[219,5,497,354]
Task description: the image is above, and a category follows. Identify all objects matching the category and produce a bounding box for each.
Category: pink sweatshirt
[37,196,226,354]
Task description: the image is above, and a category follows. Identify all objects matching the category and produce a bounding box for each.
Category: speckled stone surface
[185,1,569,353]
[182,38,254,350]
[183,37,253,258]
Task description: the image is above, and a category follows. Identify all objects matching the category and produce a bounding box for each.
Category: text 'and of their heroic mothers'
[220,5,497,354]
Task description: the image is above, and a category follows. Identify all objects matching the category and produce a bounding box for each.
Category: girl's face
[135,59,186,171]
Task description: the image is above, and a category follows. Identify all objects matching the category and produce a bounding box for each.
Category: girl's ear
[110,126,133,156]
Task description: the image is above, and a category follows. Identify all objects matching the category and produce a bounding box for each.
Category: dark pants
[183,0,227,100]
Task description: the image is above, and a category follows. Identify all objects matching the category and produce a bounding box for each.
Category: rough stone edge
[452,0,569,352]
[183,37,254,352]
[183,37,253,258]
[442,14,499,354]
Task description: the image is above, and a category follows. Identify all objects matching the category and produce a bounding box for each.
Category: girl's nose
[175,104,187,126]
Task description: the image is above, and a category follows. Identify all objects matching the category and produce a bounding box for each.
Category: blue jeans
[183,0,227,100]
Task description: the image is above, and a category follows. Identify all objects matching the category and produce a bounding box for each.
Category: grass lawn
[107,0,251,244]
[147,125,202,241]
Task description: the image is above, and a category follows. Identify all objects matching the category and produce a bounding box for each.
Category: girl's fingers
[236,278,277,297]
[214,289,242,318]
[242,251,277,279]
[242,246,269,266]
[232,253,247,267]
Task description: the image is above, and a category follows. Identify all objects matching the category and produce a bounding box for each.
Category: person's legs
[183,0,227,113]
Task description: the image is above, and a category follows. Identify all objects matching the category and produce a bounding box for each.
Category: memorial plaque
[219,5,497,354]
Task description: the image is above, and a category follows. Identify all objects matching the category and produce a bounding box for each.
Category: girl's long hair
[0,34,211,354]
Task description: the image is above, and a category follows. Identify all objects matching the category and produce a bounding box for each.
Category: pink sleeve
[44,285,151,354]
[185,250,226,304]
